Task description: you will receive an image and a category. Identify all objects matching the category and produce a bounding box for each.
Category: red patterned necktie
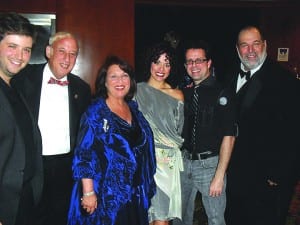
[48,77,69,86]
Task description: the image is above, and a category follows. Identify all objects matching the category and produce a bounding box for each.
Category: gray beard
[238,50,267,70]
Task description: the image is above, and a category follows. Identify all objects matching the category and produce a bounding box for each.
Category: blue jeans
[174,156,226,225]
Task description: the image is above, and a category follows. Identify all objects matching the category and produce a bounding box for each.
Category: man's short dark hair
[0,12,36,43]
[182,39,212,60]
[236,25,265,45]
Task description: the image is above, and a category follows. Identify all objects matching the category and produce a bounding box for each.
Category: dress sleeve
[72,112,102,181]
[175,101,184,136]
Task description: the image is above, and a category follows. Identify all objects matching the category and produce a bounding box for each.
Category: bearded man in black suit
[13,32,91,225]
[225,25,300,225]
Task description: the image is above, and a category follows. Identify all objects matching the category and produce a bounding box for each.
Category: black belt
[182,149,218,160]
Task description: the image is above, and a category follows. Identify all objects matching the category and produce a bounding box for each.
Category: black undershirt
[0,78,35,183]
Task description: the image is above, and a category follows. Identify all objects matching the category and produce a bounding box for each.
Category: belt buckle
[198,153,206,160]
[200,151,214,159]
[183,149,216,160]
[198,151,213,160]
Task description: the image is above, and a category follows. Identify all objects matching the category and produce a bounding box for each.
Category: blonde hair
[48,31,78,47]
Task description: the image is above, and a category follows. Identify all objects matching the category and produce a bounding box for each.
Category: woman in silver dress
[135,42,184,225]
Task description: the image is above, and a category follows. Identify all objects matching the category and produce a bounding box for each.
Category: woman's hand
[81,178,97,214]
[81,193,97,214]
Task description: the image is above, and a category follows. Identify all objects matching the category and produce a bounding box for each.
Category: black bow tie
[239,69,251,81]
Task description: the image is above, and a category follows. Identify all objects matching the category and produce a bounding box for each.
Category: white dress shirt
[38,64,71,155]
[236,61,264,93]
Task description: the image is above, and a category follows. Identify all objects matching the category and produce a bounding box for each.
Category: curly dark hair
[142,41,178,87]
[94,55,136,101]
[0,12,36,43]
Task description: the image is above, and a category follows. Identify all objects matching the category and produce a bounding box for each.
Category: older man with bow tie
[225,25,300,225]
[13,31,91,225]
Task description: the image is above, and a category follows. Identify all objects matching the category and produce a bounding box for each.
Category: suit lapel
[67,75,80,150]
[0,87,14,119]
[23,65,44,120]
[238,69,263,115]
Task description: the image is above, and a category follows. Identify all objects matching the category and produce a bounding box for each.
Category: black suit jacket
[12,63,91,152]
[0,86,43,225]
[226,57,300,193]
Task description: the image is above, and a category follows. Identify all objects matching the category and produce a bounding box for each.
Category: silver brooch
[103,119,109,132]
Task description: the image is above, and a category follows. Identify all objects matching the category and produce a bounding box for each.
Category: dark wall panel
[0,0,56,13]
[0,0,135,92]
[261,7,300,74]
[135,3,300,84]
[55,0,134,91]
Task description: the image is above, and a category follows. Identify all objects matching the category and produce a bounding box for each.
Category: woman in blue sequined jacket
[68,56,156,225]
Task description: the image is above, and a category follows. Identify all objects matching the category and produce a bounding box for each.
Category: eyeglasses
[185,58,208,66]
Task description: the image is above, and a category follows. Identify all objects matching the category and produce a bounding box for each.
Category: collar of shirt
[0,76,10,91]
[236,57,266,92]
[194,74,216,88]
[43,63,68,85]
[239,54,266,79]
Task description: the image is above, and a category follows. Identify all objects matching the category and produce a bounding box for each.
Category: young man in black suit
[0,12,43,225]
[13,32,91,225]
[225,25,300,225]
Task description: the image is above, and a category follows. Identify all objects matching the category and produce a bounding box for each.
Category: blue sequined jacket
[68,98,156,225]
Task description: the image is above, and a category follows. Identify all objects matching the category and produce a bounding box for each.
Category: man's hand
[209,176,224,197]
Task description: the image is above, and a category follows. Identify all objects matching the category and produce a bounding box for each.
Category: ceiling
[135,0,299,7]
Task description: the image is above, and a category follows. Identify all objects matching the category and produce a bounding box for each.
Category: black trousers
[225,181,294,225]
[15,182,35,225]
[33,153,73,225]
